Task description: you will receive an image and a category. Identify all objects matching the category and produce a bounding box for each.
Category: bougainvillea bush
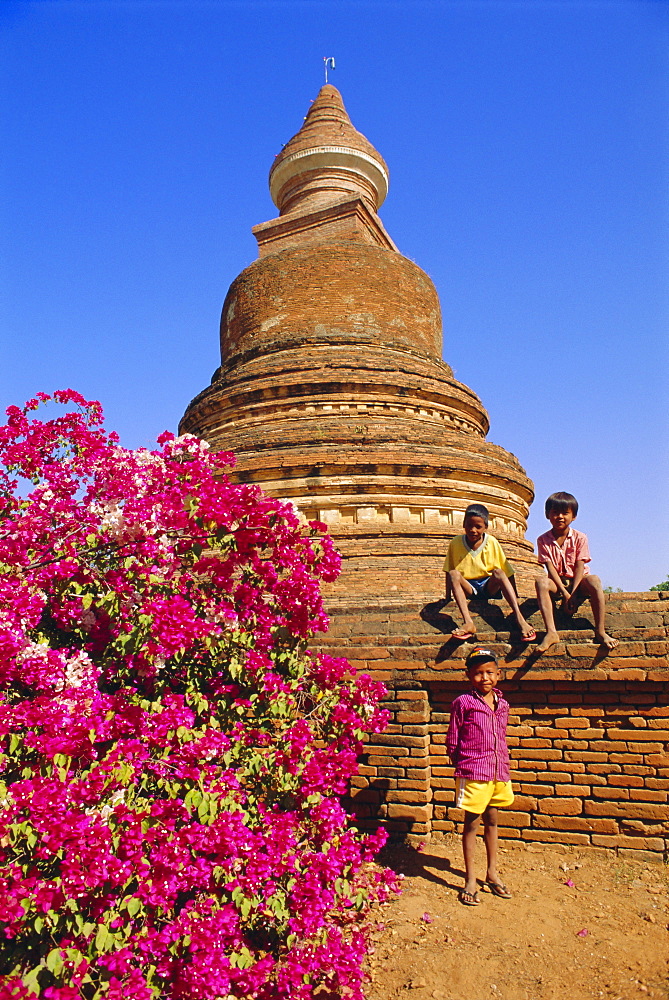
[0,391,396,999]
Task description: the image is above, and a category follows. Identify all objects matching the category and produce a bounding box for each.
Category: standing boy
[535,491,618,652]
[444,502,536,642]
[447,646,514,906]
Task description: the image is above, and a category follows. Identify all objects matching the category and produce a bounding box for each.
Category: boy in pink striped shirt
[447,647,514,906]
[534,491,618,653]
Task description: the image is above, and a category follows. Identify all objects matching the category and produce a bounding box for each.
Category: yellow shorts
[455,779,515,814]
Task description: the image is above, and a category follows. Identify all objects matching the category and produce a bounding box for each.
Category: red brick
[592,834,666,850]
[607,774,645,787]
[592,787,630,800]
[385,789,430,804]
[386,804,433,822]
[397,778,431,791]
[534,816,618,834]
[536,771,571,783]
[553,784,590,796]
[538,798,583,815]
[495,811,531,828]
[646,778,669,790]
[522,830,591,846]
[606,728,669,741]
[585,801,667,820]
[509,794,537,811]
[510,748,563,760]
[629,789,668,803]
[547,761,586,773]
[397,711,429,724]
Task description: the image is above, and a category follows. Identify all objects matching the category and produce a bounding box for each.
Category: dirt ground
[364,838,668,1000]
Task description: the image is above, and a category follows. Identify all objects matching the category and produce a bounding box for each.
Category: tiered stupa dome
[180,86,536,600]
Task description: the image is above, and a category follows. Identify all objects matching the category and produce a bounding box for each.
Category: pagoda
[180,85,536,601]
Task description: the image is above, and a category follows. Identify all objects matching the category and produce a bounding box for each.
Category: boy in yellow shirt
[444,503,536,642]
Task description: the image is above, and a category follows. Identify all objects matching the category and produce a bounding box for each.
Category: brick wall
[312,593,669,861]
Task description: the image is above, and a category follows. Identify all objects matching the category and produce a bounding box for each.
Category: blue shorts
[467,577,490,599]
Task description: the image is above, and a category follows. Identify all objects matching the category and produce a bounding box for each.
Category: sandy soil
[364,838,668,1000]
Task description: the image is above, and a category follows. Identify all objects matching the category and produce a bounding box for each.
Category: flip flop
[520,629,537,643]
[458,889,481,906]
[452,628,477,641]
[485,881,512,898]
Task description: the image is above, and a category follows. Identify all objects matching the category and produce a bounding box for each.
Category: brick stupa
[180,85,536,601]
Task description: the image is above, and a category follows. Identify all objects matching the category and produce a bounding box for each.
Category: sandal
[485,881,512,898]
[458,889,481,906]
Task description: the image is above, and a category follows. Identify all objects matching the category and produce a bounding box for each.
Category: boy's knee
[449,569,464,585]
[535,576,550,594]
[490,567,506,581]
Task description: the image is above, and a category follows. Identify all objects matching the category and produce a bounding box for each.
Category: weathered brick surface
[319,594,669,856]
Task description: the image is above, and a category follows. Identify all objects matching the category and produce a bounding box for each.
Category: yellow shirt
[443,533,514,580]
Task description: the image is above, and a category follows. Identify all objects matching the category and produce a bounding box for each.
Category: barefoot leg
[449,571,477,637]
[462,811,482,896]
[580,576,619,649]
[489,569,535,638]
[535,575,560,651]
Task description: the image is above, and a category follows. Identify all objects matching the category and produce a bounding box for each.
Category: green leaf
[22,966,42,993]
[229,946,253,969]
[46,948,63,975]
[95,923,111,952]
[197,795,209,823]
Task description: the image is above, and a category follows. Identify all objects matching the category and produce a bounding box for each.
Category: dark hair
[545,492,578,518]
[466,646,498,670]
[463,503,489,526]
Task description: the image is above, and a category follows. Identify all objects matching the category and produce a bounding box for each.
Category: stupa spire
[269,85,389,216]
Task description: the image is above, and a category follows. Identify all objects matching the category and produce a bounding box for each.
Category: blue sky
[1,0,667,591]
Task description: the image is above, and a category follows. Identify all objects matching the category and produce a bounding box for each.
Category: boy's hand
[561,591,576,615]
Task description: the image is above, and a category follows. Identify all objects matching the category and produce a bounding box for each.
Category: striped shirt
[446,689,511,782]
[537,527,590,579]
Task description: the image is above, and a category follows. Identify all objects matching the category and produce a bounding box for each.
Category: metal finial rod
[323,57,335,84]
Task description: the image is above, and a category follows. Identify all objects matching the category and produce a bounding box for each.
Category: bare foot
[595,632,619,650]
[537,630,560,653]
[518,619,536,642]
